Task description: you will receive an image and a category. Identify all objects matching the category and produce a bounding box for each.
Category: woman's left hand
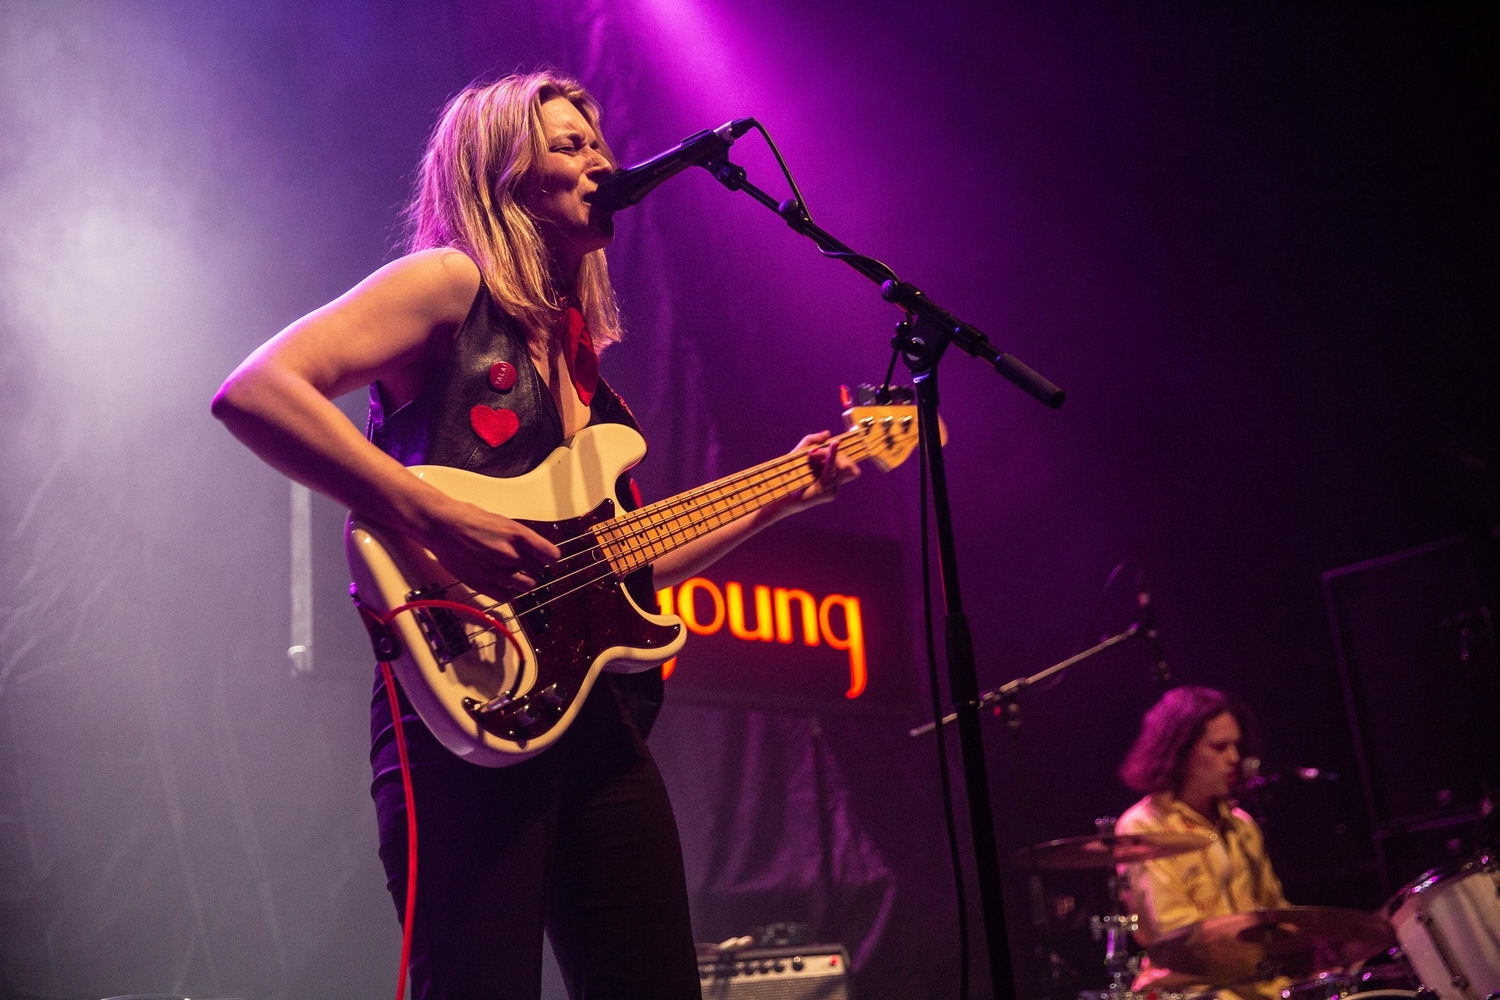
[792,431,861,507]
[652,429,862,588]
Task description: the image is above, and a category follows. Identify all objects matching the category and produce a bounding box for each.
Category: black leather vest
[366,287,664,734]
[368,289,643,480]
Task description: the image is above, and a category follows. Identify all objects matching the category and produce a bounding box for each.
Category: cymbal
[1019,831,1213,870]
[1145,907,1397,985]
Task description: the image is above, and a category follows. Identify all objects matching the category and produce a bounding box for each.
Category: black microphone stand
[704,155,1064,1000]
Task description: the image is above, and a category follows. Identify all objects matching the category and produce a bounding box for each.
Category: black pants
[371,676,702,1000]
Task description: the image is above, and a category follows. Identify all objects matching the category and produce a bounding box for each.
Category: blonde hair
[404,71,623,348]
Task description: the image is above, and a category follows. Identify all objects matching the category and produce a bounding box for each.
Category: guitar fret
[352,409,916,768]
[602,424,890,578]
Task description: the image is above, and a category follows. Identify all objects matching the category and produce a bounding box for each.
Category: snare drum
[1386,852,1500,1000]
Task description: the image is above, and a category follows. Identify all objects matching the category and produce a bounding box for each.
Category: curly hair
[1118,686,1260,795]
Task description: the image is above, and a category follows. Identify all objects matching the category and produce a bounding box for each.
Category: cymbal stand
[1088,818,1141,998]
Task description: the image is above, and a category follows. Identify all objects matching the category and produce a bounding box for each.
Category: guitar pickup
[405,585,472,664]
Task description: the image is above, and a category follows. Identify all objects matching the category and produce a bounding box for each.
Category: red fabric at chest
[559,304,598,406]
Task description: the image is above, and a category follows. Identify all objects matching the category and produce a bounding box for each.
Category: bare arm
[651,431,859,589]
[211,249,560,596]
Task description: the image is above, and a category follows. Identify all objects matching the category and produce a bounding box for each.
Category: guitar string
[452,478,817,658]
[423,425,874,612]
[455,447,840,638]
[431,429,888,653]
[444,440,838,615]
[543,425,865,571]
[476,430,871,611]
[415,433,846,611]
[413,451,829,645]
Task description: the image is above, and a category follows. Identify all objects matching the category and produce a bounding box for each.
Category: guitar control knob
[539,684,566,706]
[511,706,536,727]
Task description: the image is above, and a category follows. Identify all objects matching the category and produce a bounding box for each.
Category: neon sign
[655,580,867,698]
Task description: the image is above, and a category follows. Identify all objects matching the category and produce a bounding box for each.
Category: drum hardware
[1095,816,1143,998]
[1146,907,1397,986]
[1416,911,1471,992]
[1024,822,1212,999]
[1279,972,1422,1000]
[1091,912,1141,996]
[1033,839,1402,1000]
[1282,970,1357,1000]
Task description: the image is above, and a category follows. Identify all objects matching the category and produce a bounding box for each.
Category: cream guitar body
[346,406,920,766]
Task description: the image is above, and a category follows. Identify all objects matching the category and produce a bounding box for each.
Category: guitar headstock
[842,404,943,471]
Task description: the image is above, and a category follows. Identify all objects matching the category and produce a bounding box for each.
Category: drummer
[1116,686,1290,999]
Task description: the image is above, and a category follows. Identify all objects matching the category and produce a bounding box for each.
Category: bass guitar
[346,403,920,766]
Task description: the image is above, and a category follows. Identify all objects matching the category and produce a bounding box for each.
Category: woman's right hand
[214,249,565,600]
[416,496,563,599]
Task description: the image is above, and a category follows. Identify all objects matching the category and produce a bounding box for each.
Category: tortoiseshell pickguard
[467,498,680,743]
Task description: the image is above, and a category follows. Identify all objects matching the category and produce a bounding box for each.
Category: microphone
[1136,569,1170,685]
[1240,757,1339,790]
[593,118,757,213]
[1242,756,1264,788]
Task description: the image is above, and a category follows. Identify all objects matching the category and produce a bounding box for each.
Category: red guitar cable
[357,597,523,1000]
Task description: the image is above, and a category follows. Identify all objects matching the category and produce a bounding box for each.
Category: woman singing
[212,70,856,999]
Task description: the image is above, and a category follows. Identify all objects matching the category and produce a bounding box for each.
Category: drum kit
[1022,830,1500,1000]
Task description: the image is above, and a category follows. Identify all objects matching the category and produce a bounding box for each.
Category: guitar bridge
[405,585,472,664]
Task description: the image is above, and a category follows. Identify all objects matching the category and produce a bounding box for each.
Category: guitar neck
[592,427,874,577]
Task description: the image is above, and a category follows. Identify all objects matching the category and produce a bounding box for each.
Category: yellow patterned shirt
[1117,793,1289,999]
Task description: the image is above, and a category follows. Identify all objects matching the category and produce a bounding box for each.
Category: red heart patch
[469,405,519,447]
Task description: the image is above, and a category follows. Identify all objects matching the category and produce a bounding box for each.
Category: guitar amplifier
[698,944,852,999]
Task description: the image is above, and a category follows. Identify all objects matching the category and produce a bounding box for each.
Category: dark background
[1,2,1495,998]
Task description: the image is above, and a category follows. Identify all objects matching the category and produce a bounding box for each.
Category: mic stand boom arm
[908,625,1140,738]
[704,155,1065,1000]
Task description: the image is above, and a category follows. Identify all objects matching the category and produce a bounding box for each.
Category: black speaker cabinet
[698,945,852,1000]
[1322,536,1499,893]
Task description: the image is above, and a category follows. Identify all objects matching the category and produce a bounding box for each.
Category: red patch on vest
[469,405,519,447]
[488,361,517,392]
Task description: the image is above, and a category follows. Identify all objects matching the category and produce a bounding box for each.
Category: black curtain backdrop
[1,3,1495,999]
